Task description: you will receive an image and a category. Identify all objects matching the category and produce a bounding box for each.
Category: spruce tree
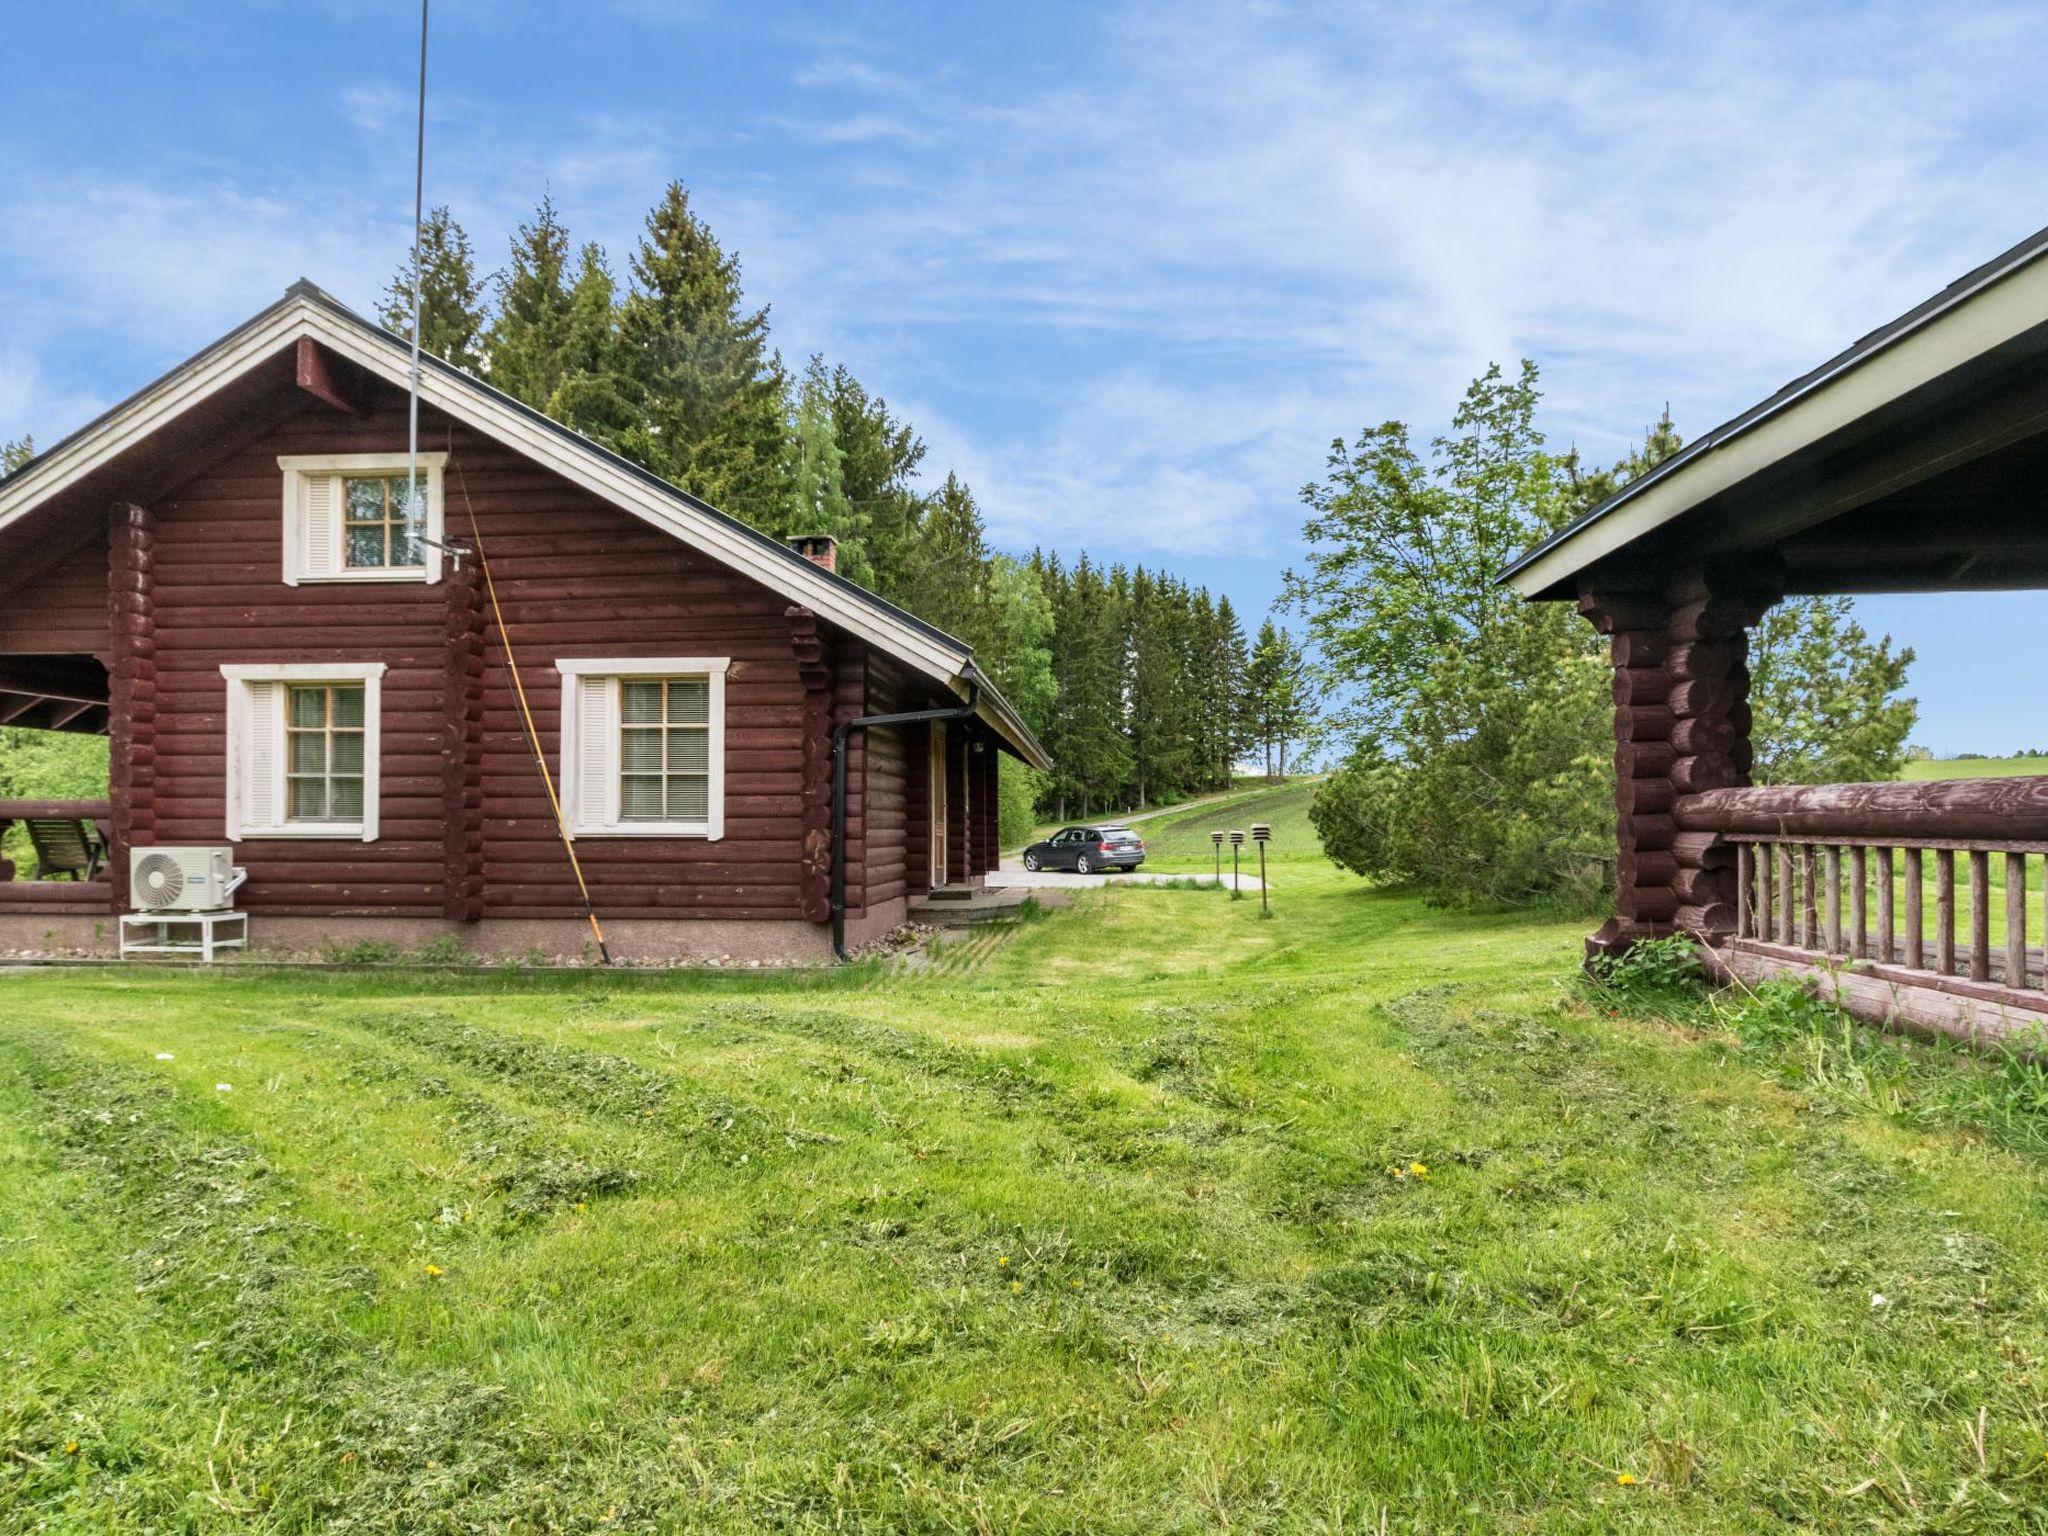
[827,364,926,599]
[1,436,32,478]
[614,181,789,524]
[781,356,872,587]
[486,194,575,407]
[381,205,487,372]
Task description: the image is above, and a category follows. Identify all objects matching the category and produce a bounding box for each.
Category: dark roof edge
[1497,220,2048,589]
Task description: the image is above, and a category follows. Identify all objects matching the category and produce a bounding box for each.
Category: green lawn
[8,855,2048,1530]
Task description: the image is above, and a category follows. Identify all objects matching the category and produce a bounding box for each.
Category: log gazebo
[1503,224,2048,1050]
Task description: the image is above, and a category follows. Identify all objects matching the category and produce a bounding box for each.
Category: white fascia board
[1506,254,2048,598]
[0,295,971,687]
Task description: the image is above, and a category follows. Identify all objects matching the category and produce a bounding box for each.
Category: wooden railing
[1675,777,2048,1046]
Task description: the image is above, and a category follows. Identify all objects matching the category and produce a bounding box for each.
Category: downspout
[831,684,980,961]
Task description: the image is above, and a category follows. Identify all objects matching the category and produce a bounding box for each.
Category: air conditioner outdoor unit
[130,847,246,914]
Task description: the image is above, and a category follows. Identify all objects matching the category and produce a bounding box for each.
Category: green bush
[998,754,1042,848]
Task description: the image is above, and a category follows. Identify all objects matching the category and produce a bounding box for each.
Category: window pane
[620,776,664,820]
[391,522,425,567]
[289,687,327,727]
[346,525,386,568]
[344,476,387,519]
[331,686,365,728]
[667,726,709,773]
[288,778,327,820]
[667,775,710,821]
[331,732,365,773]
[288,732,328,774]
[329,777,365,819]
[621,727,663,771]
[668,678,710,725]
[621,680,664,724]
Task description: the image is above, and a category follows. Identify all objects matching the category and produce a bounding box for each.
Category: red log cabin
[0,282,1049,962]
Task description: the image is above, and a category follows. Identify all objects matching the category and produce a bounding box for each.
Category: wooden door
[929,722,948,888]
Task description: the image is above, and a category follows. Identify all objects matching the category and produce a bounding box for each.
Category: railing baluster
[1875,845,1894,964]
[1905,847,1925,970]
[1936,849,1956,975]
[1824,845,1842,954]
[1736,844,1753,938]
[1970,848,1992,983]
[1851,845,1868,958]
[1758,841,1773,940]
[2006,851,2027,988]
[1800,844,1818,950]
[1777,843,1794,946]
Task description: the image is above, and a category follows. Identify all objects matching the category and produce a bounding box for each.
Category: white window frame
[221,663,385,841]
[279,452,447,585]
[556,657,729,840]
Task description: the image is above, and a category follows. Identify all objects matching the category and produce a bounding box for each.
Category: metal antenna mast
[407,0,429,528]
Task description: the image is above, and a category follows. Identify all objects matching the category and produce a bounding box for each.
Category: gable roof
[0,280,1050,768]
[1500,221,2048,600]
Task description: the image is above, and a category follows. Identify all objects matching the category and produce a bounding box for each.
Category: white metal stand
[119,910,249,962]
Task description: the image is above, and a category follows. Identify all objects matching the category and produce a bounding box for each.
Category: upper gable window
[279,452,447,585]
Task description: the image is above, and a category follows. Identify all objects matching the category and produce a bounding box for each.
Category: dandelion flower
[575,1201,587,1212]
[1070,1280,1082,1290]
[1615,1473,1637,1487]
[64,1442,80,1455]
[1409,1162,1429,1177]
[1010,1281,1022,1293]
[424,1264,445,1278]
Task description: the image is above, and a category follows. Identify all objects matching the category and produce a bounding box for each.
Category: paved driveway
[992,856,1265,892]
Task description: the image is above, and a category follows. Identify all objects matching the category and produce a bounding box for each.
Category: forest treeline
[360,185,1307,823]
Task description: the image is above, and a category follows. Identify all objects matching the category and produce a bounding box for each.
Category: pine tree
[381,206,486,372]
[486,194,575,406]
[614,181,789,524]
[1,436,32,478]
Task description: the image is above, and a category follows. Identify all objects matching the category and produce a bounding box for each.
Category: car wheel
[1075,853,1094,875]
[1023,851,1041,872]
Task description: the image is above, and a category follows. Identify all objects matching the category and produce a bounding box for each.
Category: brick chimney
[788,534,838,573]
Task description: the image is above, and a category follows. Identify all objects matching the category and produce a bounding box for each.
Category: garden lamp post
[1210,829,1224,883]
[1229,829,1245,893]
[1251,822,1271,914]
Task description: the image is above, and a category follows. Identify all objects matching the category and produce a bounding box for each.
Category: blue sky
[5,0,2048,753]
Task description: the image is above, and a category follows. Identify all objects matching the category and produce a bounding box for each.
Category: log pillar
[105,503,157,913]
[788,607,835,923]
[441,558,486,922]
[1579,566,1778,959]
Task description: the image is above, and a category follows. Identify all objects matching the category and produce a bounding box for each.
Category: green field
[8,791,2048,1530]
[1901,755,2048,781]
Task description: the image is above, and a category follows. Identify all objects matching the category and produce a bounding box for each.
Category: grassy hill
[1123,778,1320,872]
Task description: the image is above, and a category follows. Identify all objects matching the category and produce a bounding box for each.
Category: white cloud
[0,351,108,452]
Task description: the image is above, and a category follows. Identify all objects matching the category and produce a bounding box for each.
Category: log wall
[126,386,918,928]
[1580,567,1777,958]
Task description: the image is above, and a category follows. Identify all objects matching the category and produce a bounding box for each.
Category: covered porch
[1504,224,2048,1051]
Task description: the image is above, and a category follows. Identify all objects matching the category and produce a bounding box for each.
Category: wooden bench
[22,816,107,881]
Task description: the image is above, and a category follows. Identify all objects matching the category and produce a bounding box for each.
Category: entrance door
[929,722,948,888]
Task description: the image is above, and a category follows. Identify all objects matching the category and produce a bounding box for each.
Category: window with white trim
[221,663,385,840]
[279,453,446,584]
[556,659,728,839]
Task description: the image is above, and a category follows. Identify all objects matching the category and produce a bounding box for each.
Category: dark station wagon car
[1021,825,1146,874]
